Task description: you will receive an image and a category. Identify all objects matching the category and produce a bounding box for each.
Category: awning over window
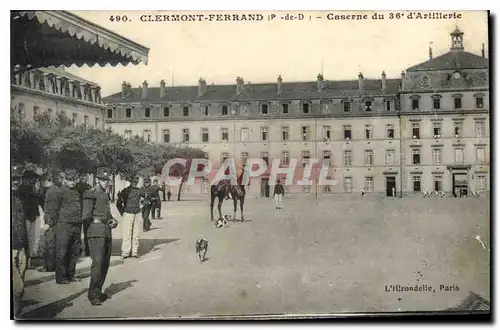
[11,11,149,70]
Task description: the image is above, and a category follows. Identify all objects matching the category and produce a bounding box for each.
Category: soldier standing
[54,169,82,284]
[75,173,92,257]
[41,171,63,272]
[142,178,155,231]
[150,179,164,219]
[18,169,41,267]
[12,165,28,317]
[82,168,118,306]
[273,180,285,210]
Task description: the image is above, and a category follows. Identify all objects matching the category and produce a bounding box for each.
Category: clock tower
[450,26,464,52]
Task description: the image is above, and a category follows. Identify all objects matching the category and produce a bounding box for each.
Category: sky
[67,10,489,97]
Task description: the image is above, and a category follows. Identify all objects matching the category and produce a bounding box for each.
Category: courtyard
[19,195,490,319]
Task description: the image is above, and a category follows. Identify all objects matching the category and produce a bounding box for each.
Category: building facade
[103,28,489,198]
[11,67,106,129]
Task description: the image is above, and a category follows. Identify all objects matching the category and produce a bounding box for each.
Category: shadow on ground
[19,289,88,320]
[104,280,138,299]
[111,238,180,256]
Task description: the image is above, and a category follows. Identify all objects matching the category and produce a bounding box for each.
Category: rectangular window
[261,127,269,141]
[222,105,228,116]
[302,151,311,167]
[240,128,249,142]
[163,129,170,143]
[343,177,353,193]
[343,101,351,112]
[386,100,391,111]
[261,104,268,115]
[365,177,374,192]
[95,117,100,129]
[476,148,485,164]
[144,107,150,118]
[281,151,290,165]
[412,123,420,139]
[412,99,419,110]
[433,122,442,137]
[344,150,352,167]
[83,115,89,128]
[365,125,372,140]
[433,98,441,110]
[221,128,229,142]
[365,150,374,166]
[386,124,395,139]
[386,150,395,166]
[202,128,209,143]
[301,126,310,141]
[476,175,486,191]
[183,106,189,117]
[412,149,421,165]
[323,126,331,140]
[107,109,113,119]
[475,121,485,138]
[413,176,421,192]
[434,176,443,192]
[344,125,352,140]
[281,126,289,141]
[302,102,310,114]
[163,106,170,117]
[124,130,132,140]
[241,152,249,166]
[143,129,151,142]
[454,121,463,137]
[282,103,289,114]
[433,148,442,165]
[364,101,372,112]
[126,108,131,118]
[261,152,269,166]
[454,98,462,109]
[476,97,484,109]
[182,128,190,143]
[454,148,464,164]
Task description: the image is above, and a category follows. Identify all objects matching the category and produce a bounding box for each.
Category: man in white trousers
[274,180,285,210]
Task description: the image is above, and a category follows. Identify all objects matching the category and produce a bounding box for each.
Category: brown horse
[210,179,246,221]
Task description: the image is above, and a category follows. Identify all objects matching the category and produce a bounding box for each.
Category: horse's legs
[210,195,215,221]
[217,195,223,220]
[233,197,237,220]
[240,198,245,221]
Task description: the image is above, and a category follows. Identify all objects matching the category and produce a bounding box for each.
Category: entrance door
[452,173,468,197]
[260,178,270,197]
[386,176,396,197]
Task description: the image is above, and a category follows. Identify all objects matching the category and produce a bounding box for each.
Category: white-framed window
[476,97,484,109]
[476,148,486,164]
[261,127,269,141]
[261,103,269,115]
[182,128,190,143]
[281,103,289,114]
[221,128,229,142]
[302,151,311,167]
[365,150,374,166]
[412,123,420,139]
[413,176,421,192]
[125,108,131,118]
[281,126,289,141]
[364,177,374,192]
[162,129,170,143]
[434,176,443,192]
[475,121,485,138]
[344,125,352,139]
[386,124,395,139]
[365,125,373,140]
[124,130,132,140]
[343,100,351,112]
[433,122,442,137]
[476,174,486,191]
[107,108,113,118]
[323,126,331,140]
[344,150,352,167]
[281,151,290,165]
[143,129,152,142]
[432,148,442,165]
[182,106,189,116]
[240,128,249,142]
[201,128,209,143]
[302,102,310,114]
[453,121,463,137]
[343,177,353,193]
[301,126,310,141]
[144,107,151,118]
[454,148,464,164]
[412,149,421,165]
[163,106,170,117]
[221,105,228,116]
[386,149,395,166]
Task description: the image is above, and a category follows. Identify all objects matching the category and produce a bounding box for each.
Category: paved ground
[18,195,490,319]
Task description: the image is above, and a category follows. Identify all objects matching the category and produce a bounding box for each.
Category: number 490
[109,15,129,22]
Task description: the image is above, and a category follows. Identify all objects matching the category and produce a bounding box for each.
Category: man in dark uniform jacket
[41,171,63,272]
[75,173,92,257]
[150,179,164,219]
[12,165,29,316]
[82,168,118,306]
[51,169,82,284]
[142,177,156,231]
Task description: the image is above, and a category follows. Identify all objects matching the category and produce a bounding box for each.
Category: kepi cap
[96,168,111,180]
[64,169,78,181]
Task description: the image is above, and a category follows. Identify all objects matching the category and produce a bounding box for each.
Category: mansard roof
[406,51,489,72]
[103,78,401,104]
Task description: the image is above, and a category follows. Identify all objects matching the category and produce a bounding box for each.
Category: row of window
[134,120,486,144]
[107,99,394,119]
[15,103,101,128]
[411,95,484,110]
[410,174,487,193]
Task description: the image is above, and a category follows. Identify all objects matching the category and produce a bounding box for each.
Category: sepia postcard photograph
[10,9,491,320]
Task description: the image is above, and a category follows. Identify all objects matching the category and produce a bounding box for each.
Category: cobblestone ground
[19,195,490,319]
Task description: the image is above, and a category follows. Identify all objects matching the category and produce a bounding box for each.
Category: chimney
[198,78,207,97]
[121,81,127,98]
[160,80,166,98]
[482,43,485,58]
[317,73,324,92]
[358,72,364,92]
[277,75,283,95]
[429,42,433,59]
[236,77,244,95]
[400,71,406,90]
[381,71,387,91]
[141,80,148,99]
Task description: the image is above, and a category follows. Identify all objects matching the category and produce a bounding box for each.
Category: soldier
[82,168,118,306]
[41,171,64,272]
[142,177,155,231]
[53,169,82,284]
[167,189,172,201]
[12,165,28,317]
[150,179,164,219]
[273,179,285,210]
[75,173,92,257]
[18,169,41,266]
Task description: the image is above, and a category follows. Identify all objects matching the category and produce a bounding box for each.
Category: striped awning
[11,11,149,70]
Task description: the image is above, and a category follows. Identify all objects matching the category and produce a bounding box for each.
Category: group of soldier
[11,165,169,316]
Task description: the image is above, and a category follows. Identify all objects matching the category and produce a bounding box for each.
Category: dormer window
[261,103,268,115]
[144,107,151,118]
[386,100,392,111]
[302,102,310,114]
[183,105,190,116]
[343,100,351,112]
[221,105,228,116]
[107,109,113,119]
[163,106,170,117]
[365,101,372,112]
[126,108,131,118]
[281,103,289,114]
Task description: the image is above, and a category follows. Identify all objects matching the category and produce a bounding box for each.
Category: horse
[210,179,246,222]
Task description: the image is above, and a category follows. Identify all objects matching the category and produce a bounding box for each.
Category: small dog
[215,214,231,228]
[196,238,209,262]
